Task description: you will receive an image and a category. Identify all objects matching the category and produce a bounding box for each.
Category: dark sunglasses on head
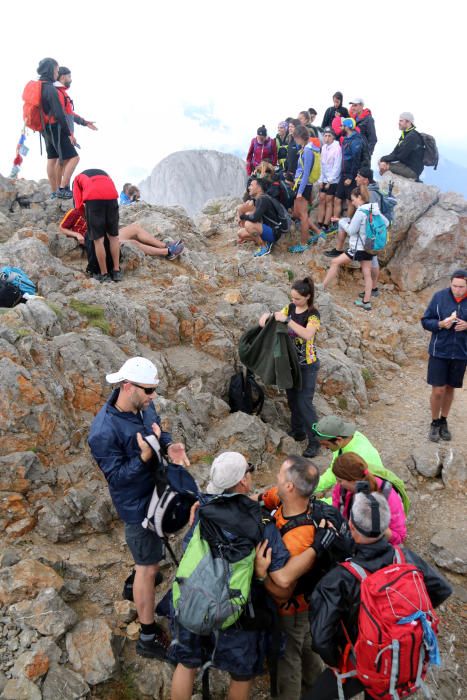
[129,382,158,395]
[245,462,256,474]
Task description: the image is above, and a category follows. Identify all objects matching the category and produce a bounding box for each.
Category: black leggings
[301,668,371,700]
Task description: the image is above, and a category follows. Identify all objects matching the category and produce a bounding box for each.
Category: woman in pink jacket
[331,452,407,545]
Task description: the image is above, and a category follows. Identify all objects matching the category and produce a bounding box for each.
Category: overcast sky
[2,0,466,192]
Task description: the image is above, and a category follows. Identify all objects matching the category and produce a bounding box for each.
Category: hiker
[304,492,452,700]
[276,121,290,170]
[59,207,184,259]
[88,357,189,661]
[322,185,388,311]
[72,169,123,282]
[53,66,98,198]
[246,125,277,175]
[317,127,342,229]
[285,119,301,178]
[331,452,407,545]
[421,270,467,442]
[289,125,322,255]
[307,108,323,141]
[128,185,141,202]
[259,277,321,458]
[321,92,349,130]
[120,183,132,205]
[236,176,280,258]
[35,58,76,198]
[298,110,318,140]
[335,118,364,217]
[349,98,377,158]
[379,112,425,180]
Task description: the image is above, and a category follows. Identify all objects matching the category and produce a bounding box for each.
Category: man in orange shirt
[260,456,330,700]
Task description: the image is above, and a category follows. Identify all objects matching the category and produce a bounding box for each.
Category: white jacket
[318,141,342,184]
[339,202,389,252]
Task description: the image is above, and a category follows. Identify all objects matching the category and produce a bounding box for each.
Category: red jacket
[246,137,277,175]
[56,85,88,126]
[73,170,118,212]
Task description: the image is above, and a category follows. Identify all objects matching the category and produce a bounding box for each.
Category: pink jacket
[332,476,407,545]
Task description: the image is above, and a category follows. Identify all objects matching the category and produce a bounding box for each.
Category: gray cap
[349,97,364,105]
[312,415,356,439]
[206,452,249,494]
[400,112,415,123]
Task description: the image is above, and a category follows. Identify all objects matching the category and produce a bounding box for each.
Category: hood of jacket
[37,58,57,82]
[357,108,372,121]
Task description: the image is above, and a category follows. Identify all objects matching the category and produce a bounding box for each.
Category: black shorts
[336,177,356,201]
[296,184,313,202]
[427,356,467,388]
[43,123,78,161]
[85,200,119,240]
[124,522,164,565]
[345,249,373,262]
[320,183,338,196]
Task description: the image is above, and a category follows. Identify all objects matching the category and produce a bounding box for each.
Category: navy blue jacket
[342,131,364,180]
[421,288,467,360]
[88,389,173,523]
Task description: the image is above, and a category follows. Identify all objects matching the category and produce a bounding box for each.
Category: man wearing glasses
[89,356,189,660]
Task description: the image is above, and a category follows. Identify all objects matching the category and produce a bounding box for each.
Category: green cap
[312,415,356,439]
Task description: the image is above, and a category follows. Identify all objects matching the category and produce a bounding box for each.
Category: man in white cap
[88,356,189,660]
[379,112,425,180]
[349,98,377,157]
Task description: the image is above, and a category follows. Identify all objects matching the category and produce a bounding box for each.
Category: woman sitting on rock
[258,276,321,457]
[59,208,184,259]
[332,452,407,545]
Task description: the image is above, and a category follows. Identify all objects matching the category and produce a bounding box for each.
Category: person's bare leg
[360,260,373,303]
[127,240,169,256]
[430,386,445,420]
[346,199,355,217]
[47,158,59,192]
[371,258,380,288]
[323,253,350,289]
[333,197,342,218]
[120,223,166,248]
[324,196,334,225]
[55,160,64,190]
[93,237,108,274]
[317,192,326,224]
[293,198,309,245]
[108,234,121,271]
[133,563,159,623]
[440,385,455,418]
[60,156,80,188]
[227,679,253,700]
[171,665,197,700]
[334,228,347,252]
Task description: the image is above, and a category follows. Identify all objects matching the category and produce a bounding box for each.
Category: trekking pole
[201,668,210,700]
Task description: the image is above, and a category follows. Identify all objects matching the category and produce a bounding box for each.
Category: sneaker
[324,248,342,258]
[167,242,184,260]
[254,243,273,257]
[136,628,169,660]
[111,269,123,282]
[354,299,372,311]
[303,444,320,459]
[439,418,452,441]
[50,190,59,200]
[288,244,309,254]
[57,187,73,199]
[429,420,440,442]
[326,223,339,233]
[359,288,379,298]
[93,273,111,283]
[287,430,307,442]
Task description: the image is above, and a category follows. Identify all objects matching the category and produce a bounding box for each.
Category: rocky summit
[0,171,466,699]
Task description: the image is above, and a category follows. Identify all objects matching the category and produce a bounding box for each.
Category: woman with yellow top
[259,276,321,457]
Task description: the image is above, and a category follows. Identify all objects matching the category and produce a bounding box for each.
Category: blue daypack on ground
[362,205,388,253]
[0,266,36,295]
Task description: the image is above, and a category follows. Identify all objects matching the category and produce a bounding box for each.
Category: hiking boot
[167,242,184,260]
[428,420,440,442]
[354,299,372,311]
[303,443,320,459]
[324,248,342,258]
[439,418,452,441]
[254,243,273,257]
[57,187,73,199]
[93,273,111,283]
[287,430,307,442]
[359,288,379,298]
[136,627,169,660]
[111,269,123,282]
[50,190,59,200]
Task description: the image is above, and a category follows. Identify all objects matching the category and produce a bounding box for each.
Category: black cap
[451,269,467,280]
[257,125,267,137]
[58,66,71,77]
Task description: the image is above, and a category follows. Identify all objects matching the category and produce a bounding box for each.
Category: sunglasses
[245,462,256,474]
[311,422,338,439]
[129,382,158,395]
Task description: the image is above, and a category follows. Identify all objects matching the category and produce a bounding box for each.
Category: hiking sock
[140,621,159,637]
[440,416,448,422]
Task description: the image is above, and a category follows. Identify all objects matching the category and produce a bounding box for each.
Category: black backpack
[420,132,439,169]
[228,368,264,415]
[263,195,292,241]
[0,279,25,308]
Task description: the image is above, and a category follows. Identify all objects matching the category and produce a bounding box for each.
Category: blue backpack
[362,205,388,253]
[0,266,36,296]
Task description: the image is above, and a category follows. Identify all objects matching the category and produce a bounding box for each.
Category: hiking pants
[301,668,371,699]
[286,361,320,447]
[278,611,323,700]
[388,162,417,180]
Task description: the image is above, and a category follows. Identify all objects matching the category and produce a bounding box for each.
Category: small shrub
[69,298,105,320]
[337,396,348,411]
[287,269,294,282]
[89,318,111,334]
[46,301,63,320]
[361,367,375,387]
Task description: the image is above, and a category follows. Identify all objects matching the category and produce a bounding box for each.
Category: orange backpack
[22,81,52,132]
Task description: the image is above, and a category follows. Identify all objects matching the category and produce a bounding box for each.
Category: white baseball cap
[349,97,364,105]
[105,357,159,385]
[206,452,250,494]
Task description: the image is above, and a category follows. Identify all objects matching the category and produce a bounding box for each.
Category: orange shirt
[262,486,315,615]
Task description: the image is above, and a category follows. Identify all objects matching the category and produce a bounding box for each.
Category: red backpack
[337,547,439,700]
[22,81,53,132]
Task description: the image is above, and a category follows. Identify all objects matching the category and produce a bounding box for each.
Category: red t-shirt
[60,207,88,236]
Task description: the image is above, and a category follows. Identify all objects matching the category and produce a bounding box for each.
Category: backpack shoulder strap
[379,478,393,500]
[340,559,368,582]
[393,546,405,565]
[278,509,314,537]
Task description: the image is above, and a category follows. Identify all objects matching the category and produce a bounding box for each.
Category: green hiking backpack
[172,494,266,636]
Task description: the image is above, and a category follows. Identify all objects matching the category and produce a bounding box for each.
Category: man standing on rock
[88,356,190,660]
[421,270,467,442]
